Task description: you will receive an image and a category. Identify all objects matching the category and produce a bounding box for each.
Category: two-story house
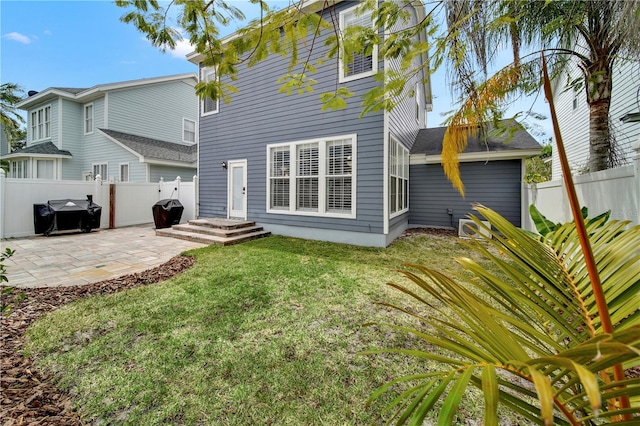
[4,74,198,183]
[187,0,432,247]
[552,60,640,178]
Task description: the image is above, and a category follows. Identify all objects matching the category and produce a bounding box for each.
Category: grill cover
[152,199,184,229]
[34,196,102,236]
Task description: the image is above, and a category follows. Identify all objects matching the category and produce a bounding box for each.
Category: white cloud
[168,37,195,59]
[2,32,32,44]
[43,29,52,36]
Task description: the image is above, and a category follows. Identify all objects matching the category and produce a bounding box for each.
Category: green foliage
[0,247,15,284]
[1,82,25,139]
[529,204,611,235]
[524,142,552,183]
[365,206,640,424]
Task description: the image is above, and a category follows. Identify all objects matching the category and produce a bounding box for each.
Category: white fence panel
[0,175,198,239]
[0,177,108,238]
[524,164,639,231]
[114,182,161,228]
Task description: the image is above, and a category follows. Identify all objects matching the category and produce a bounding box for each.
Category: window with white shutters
[339,4,377,82]
[267,135,356,218]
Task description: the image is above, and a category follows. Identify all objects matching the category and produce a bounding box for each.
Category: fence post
[109,182,116,229]
[193,175,199,219]
[0,169,5,240]
[175,176,181,200]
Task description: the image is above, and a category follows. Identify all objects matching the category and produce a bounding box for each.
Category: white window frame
[9,159,28,178]
[119,162,129,182]
[93,163,108,181]
[389,136,409,218]
[339,4,378,83]
[84,103,94,134]
[36,159,55,180]
[183,118,196,143]
[200,66,219,116]
[266,134,357,218]
[30,105,51,142]
[415,83,421,124]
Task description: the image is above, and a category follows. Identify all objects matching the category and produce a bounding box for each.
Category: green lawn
[26,233,493,425]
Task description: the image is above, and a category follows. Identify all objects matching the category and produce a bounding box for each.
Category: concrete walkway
[1,225,207,288]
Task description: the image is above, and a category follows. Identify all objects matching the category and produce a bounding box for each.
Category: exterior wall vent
[458,219,491,239]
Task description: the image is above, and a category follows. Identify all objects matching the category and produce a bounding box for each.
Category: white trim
[119,162,130,182]
[383,115,390,234]
[389,135,409,219]
[183,117,197,143]
[265,133,357,219]
[16,73,198,109]
[145,159,197,167]
[29,104,52,142]
[92,162,108,181]
[227,159,248,220]
[338,3,378,84]
[200,67,219,116]
[2,152,72,160]
[84,102,94,135]
[409,149,542,165]
[146,163,150,183]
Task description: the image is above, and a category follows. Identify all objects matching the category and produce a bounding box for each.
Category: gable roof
[16,73,197,109]
[99,129,197,166]
[411,119,541,164]
[2,141,73,160]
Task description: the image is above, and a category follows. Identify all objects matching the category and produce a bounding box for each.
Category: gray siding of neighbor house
[108,80,198,145]
[198,1,386,241]
[149,165,196,183]
[59,99,84,180]
[409,160,523,228]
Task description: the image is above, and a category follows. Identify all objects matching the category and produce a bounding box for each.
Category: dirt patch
[0,255,196,426]
[400,227,458,238]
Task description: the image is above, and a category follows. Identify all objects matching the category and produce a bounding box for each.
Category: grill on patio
[33,195,102,236]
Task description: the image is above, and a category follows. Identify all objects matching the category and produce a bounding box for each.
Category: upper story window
[267,134,356,218]
[30,105,51,142]
[339,4,377,83]
[84,103,94,134]
[183,118,196,143]
[390,136,409,217]
[201,66,219,116]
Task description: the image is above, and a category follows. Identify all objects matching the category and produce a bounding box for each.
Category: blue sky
[1,0,550,138]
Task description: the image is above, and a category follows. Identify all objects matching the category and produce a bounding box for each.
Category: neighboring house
[409,120,541,229]
[4,74,198,182]
[187,0,539,247]
[552,60,640,179]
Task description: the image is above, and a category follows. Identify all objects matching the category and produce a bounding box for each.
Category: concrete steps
[155,218,270,246]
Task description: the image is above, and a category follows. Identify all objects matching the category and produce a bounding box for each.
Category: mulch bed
[0,255,196,426]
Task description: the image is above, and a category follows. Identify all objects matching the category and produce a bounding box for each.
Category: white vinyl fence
[0,172,198,239]
[523,146,640,231]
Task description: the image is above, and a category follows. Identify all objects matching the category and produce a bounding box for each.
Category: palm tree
[443,0,640,174]
[0,82,25,141]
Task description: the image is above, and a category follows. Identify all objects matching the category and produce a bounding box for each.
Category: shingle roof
[6,141,72,157]
[412,119,541,156]
[99,129,196,164]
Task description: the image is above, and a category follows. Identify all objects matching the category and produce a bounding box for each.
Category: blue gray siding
[149,165,196,183]
[108,80,198,144]
[387,2,426,237]
[198,1,386,239]
[59,99,84,179]
[409,160,523,228]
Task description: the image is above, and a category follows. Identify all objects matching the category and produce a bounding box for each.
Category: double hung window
[200,67,219,115]
[389,136,409,216]
[93,163,108,181]
[84,103,94,134]
[30,105,51,141]
[339,4,377,82]
[183,118,196,143]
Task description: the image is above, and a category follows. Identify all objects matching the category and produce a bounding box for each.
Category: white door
[228,159,247,219]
